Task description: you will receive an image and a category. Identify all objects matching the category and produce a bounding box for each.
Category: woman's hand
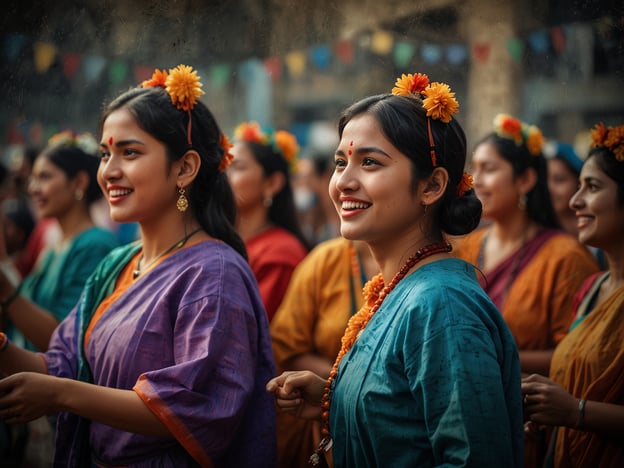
[266,370,326,421]
[0,372,61,424]
[521,373,579,428]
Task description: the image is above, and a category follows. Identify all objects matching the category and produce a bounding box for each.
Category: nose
[569,187,583,211]
[98,155,121,183]
[332,164,359,194]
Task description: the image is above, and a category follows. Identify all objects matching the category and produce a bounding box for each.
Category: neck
[56,204,94,242]
[604,245,624,287]
[236,207,272,242]
[353,240,378,280]
[139,223,202,265]
[490,214,540,246]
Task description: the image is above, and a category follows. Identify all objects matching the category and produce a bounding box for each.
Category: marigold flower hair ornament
[391,73,472,196]
[140,65,233,172]
[493,114,545,157]
[48,130,99,156]
[233,121,299,171]
[591,122,624,162]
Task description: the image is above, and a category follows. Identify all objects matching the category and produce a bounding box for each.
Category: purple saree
[43,240,277,467]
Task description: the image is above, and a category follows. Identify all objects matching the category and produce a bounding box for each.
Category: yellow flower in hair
[422,82,459,124]
[274,130,299,166]
[141,69,168,88]
[392,73,430,97]
[525,125,545,156]
[165,65,205,111]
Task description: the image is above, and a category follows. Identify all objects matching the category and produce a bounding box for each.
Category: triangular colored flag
[472,42,491,64]
[370,30,393,55]
[263,56,282,80]
[133,64,153,83]
[33,41,58,74]
[63,52,81,77]
[446,44,468,65]
[109,60,129,87]
[83,55,107,82]
[310,46,331,70]
[506,38,525,62]
[393,41,415,68]
[286,51,306,77]
[209,64,231,89]
[334,39,354,64]
[4,33,28,62]
[550,27,566,54]
[421,43,442,64]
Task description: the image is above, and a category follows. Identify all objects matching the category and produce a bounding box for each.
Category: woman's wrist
[0,285,20,312]
[0,332,10,352]
[575,399,586,430]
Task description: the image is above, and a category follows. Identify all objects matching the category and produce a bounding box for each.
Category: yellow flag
[33,42,58,73]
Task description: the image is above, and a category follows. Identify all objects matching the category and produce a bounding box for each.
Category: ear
[264,171,286,198]
[516,166,538,195]
[72,170,90,194]
[420,167,449,206]
[176,150,201,188]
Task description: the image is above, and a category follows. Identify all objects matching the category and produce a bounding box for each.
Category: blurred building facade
[1,0,622,161]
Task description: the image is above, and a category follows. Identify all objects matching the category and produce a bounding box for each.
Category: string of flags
[2,16,616,91]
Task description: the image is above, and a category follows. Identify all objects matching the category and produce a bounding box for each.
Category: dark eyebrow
[335,146,392,159]
[99,139,146,149]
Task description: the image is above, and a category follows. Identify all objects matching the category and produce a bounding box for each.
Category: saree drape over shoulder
[43,241,277,467]
[549,283,624,467]
[453,228,599,350]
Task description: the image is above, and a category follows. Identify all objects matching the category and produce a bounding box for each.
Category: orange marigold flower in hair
[525,125,545,156]
[165,65,205,111]
[590,122,608,147]
[421,82,459,123]
[218,134,234,172]
[274,130,299,166]
[494,114,523,144]
[234,122,269,145]
[456,172,474,196]
[603,125,624,162]
[141,69,168,88]
[392,73,430,97]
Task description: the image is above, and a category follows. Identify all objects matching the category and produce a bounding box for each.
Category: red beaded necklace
[310,241,452,465]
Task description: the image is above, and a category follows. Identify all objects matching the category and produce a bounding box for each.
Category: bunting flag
[310,46,331,70]
[133,64,152,83]
[370,30,393,55]
[334,39,354,64]
[209,64,231,89]
[108,60,128,87]
[263,56,282,80]
[393,41,415,68]
[472,42,491,64]
[527,31,549,54]
[285,51,306,77]
[33,41,57,73]
[550,27,566,54]
[506,37,524,62]
[62,52,81,77]
[83,55,107,82]
[4,33,28,62]
[421,43,442,64]
[446,44,468,65]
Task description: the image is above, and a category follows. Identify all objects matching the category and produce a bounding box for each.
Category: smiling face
[471,141,522,221]
[328,113,423,248]
[28,156,77,219]
[569,156,624,251]
[97,108,179,226]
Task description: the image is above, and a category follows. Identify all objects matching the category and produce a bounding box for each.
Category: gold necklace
[132,227,202,280]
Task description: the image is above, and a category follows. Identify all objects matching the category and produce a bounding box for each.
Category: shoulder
[302,237,350,266]
[247,228,307,264]
[451,227,487,259]
[72,227,119,250]
[538,230,598,265]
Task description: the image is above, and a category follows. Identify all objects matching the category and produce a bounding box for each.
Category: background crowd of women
[0,64,622,467]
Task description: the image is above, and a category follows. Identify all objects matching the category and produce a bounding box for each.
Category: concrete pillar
[462,0,520,151]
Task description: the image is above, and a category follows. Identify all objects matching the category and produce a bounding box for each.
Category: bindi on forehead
[348,140,354,155]
[108,137,114,146]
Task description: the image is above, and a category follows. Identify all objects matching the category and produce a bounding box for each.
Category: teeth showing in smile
[342,201,370,210]
[110,189,132,197]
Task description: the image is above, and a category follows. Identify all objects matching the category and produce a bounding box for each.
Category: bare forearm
[56,378,172,438]
[578,400,624,438]
[5,296,60,351]
[519,349,553,376]
[283,353,333,379]
[0,340,47,375]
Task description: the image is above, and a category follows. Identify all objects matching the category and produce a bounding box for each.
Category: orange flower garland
[456,172,474,196]
[591,122,624,162]
[493,114,545,156]
[311,241,453,465]
[233,121,299,171]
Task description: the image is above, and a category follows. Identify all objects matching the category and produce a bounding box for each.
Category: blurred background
[1,0,623,166]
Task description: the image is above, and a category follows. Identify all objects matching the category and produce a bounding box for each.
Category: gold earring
[75,189,84,201]
[263,196,273,207]
[177,187,188,212]
[518,193,527,210]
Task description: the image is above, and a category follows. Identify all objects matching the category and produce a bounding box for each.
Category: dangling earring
[177,187,189,212]
[422,203,429,216]
[518,193,527,210]
[75,189,84,201]
[263,195,273,207]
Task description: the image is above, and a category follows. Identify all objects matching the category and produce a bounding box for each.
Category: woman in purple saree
[0,65,277,467]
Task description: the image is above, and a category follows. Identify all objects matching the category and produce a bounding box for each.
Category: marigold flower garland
[48,130,99,156]
[140,65,232,172]
[493,114,545,157]
[591,122,624,162]
[233,121,299,171]
[311,241,453,465]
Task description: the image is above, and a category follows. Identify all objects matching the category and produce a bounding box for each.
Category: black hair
[40,141,102,205]
[587,146,624,206]
[476,132,560,229]
[244,140,310,250]
[99,86,247,259]
[337,93,482,237]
